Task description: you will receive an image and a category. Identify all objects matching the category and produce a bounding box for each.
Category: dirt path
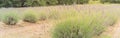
[0,21,53,38]
[101,20,120,38]
[112,21,120,38]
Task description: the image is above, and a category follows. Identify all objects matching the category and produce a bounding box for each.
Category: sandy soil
[112,21,120,38]
[0,21,53,38]
[101,20,120,38]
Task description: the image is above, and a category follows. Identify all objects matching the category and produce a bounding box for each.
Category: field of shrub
[0,4,119,38]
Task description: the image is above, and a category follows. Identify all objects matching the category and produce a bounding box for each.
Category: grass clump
[23,12,39,23]
[2,13,19,25]
[53,19,83,38]
[53,18,104,38]
[52,12,117,38]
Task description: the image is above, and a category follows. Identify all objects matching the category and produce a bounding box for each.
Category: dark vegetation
[0,0,120,7]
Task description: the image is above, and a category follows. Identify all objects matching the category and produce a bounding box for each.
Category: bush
[23,12,38,23]
[53,19,83,38]
[2,13,19,25]
[53,18,104,38]
[52,12,117,38]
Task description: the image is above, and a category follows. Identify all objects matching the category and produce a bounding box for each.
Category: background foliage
[0,0,120,7]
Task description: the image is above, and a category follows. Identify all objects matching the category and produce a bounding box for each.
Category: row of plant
[0,10,118,38]
[0,12,38,25]
[0,10,63,25]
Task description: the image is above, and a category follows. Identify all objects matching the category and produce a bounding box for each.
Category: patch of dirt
[112,21,120,38]
[0,21,53,38]
[101,20,120,38]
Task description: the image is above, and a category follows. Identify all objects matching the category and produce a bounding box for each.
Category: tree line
[101,0,120,3]
[0,0,120,7]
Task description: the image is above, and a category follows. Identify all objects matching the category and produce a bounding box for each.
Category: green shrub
[53,19,83,38]
[2,13,19,25]
[23,12,38,23]
[52,12,117,38]
[53,18,104,38]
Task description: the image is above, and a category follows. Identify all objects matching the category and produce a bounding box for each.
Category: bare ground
[0,21,53,38]
[112,21,120,38]
[101,20,120,38]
